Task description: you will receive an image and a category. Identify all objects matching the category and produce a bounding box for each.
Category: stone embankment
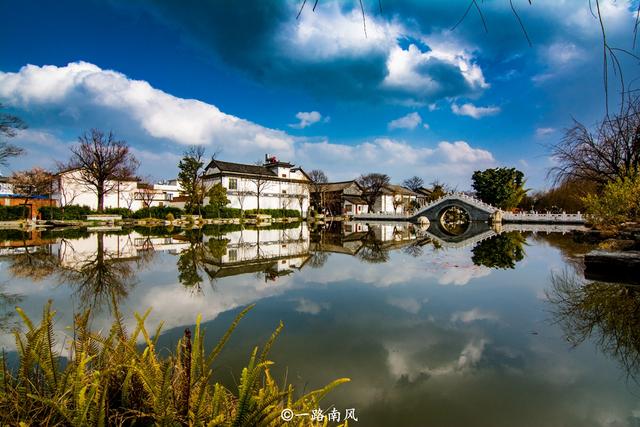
[582,224,640,285]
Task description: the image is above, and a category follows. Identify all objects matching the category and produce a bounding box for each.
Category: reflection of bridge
[354,192,585,224]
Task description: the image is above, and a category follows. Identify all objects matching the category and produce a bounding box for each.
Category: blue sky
[1,0,639,189]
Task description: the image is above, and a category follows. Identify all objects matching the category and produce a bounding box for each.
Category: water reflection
[3,222,639,425]
[547,270,640,384]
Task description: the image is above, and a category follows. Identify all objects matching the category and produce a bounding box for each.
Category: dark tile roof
[316,180,361,193]
[343,194,368,204]
[381,184,418,196]
[206,160,277,177]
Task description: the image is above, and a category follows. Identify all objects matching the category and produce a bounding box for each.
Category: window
[229,178,238,190]
[282,189,287,194]
[228,249,237,261]
[281,174,287,178]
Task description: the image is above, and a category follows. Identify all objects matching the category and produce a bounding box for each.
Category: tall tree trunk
[97,183,105,212]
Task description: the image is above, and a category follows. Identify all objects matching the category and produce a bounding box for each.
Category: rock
[584,250,640,284]
[597,239,636,251]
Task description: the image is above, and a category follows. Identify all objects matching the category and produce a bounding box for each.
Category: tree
[10,167,53,219]
[549,96,640,186]
[247,174,272,214]
[471,167,527,210]
[307,169,328,210]
[207,183,230,217]
[136,183,157,215]
[178,146,208,215]
[235,189,251,218]
[402,176,424,191]
[392,192,403,213]
[0,104,27,168]
[357,173,390,212]
[295,182,309,216]
[63,129,139,212]
[582,174,640,226]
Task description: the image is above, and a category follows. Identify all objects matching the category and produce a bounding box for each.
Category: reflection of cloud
[451,308,499,323]
[387,297,422,314]
[294,298,329,315]
[386,338,488,381]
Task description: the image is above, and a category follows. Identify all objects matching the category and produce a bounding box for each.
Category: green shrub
[202,205,243,219]
[0,205,29,221]
[583,174,640,226]
[244,208,301,218]
[133,206,183,219]
[166,212,175,221]
[0,229,29,241]
[104,207,134,218]
[40,205,94,220]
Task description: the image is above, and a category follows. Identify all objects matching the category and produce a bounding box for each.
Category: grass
[0,302,349,426]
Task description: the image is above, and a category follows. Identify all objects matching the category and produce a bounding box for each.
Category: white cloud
[280,3,488,104]
[294,298,329,315]
[451,102,500,119]
[295,138,495,186]
[0,62,496,187]
[0,62,295,158]
[388,112,422,130]
[289,111,326,129]
[535,127,556,137]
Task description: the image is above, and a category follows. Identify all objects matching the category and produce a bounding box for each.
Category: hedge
[0,229,29,241]
[40,205,93,220]
[0,205,29,221]
[202,205,243,219]
[104,208,134,218]
[132,206,183,219]
[244,209,301,218]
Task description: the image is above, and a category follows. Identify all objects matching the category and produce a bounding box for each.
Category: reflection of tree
[176,229,222,292]
[471,231,526,269]
[357,230,390,264]
[308,251,329,268]
[60,233,143,313]
[7,245,58,281]
[547,270,640,384]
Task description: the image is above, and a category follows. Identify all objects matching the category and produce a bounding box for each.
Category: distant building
[202,156,310,216]
[0,176,13,195]
[374,184,418,214]
[53,169,182,211]
[311,180,369,216]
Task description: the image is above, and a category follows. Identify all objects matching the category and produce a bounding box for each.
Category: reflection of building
[202,157,310,216]
[204,225,311,280]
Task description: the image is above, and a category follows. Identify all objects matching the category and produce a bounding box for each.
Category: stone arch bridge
[353,193,585,224]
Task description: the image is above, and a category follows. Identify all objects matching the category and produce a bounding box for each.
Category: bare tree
[549,96,640,186]
[295,181,309,216]
[63,129,139,211]
[10,167,53,219]
[403,176,424,191]
[234,189,251,218]
[0,104,26,168]
[357,173,390,212]
[136,183,157,212]
[308,169,328,210]
[247,175,272,213]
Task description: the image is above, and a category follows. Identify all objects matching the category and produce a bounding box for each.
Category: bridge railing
[502,211,584,223]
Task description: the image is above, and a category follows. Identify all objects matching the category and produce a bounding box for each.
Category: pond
[0,222,639,426]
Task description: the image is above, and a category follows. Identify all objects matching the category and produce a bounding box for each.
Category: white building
[202,157,310,216]
[373,184,419,214]
[53,169,182,211]
[0,176,13,195]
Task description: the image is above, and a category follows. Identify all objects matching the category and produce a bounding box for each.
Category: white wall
[54,170,182,211]
[204,173,310,216]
